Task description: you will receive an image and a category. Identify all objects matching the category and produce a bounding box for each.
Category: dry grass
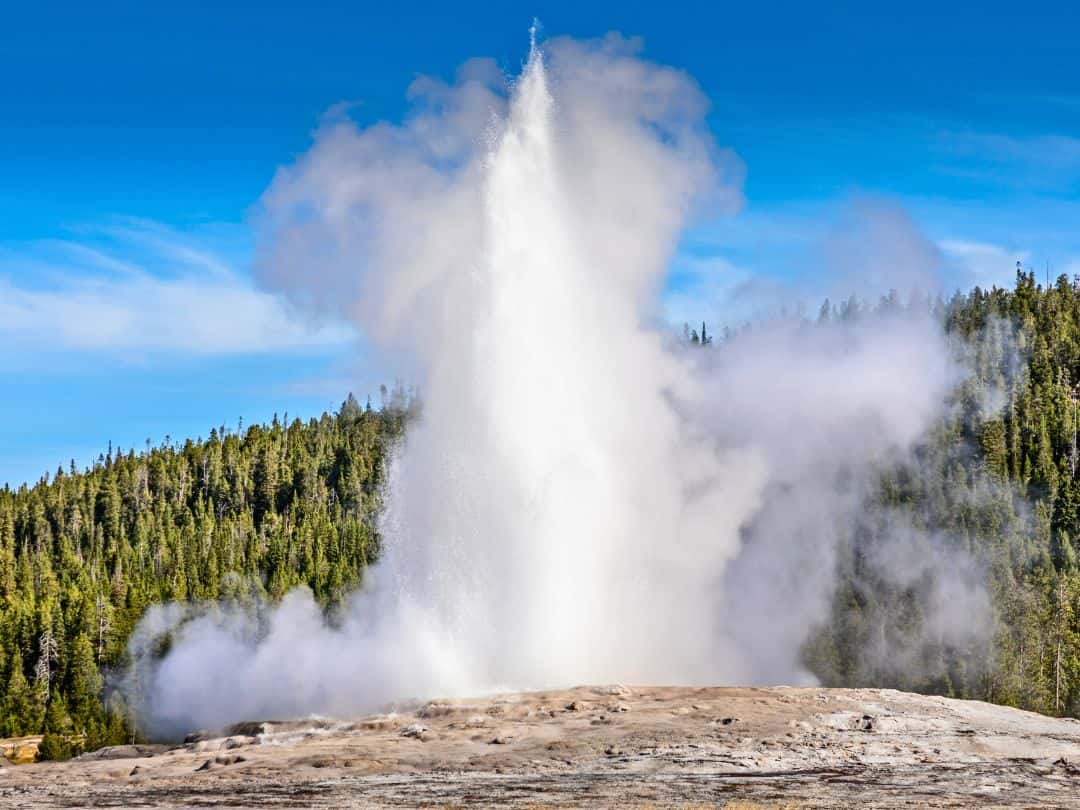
[0,735,43,765]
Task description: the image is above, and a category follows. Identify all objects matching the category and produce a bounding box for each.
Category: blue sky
[2,0,1079,486]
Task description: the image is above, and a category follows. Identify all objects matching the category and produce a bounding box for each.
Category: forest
[4,269,1080,758]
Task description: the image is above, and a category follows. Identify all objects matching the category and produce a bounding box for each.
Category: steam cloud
[126,33,987,736]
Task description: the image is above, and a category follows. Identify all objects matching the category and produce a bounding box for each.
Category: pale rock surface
[2,686,1080,807]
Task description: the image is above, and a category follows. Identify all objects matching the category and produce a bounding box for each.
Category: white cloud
[663,255,792,328]
[684,197,1078,309]
[939,239,1028,291]
[0,219,354,357]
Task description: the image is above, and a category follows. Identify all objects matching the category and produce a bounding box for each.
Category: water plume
[125,33,983,737]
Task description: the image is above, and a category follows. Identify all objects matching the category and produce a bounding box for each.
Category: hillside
[0,393,407,756]
[5,271,1080,758]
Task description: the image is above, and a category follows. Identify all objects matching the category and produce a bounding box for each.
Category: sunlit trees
[0,394,407,756]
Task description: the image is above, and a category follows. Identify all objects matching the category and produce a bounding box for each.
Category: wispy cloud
[0,218,354,358]
[936,131,1080,192]
[663,255,763,328]
[677,196,1080,314]
[939,239,1028,290]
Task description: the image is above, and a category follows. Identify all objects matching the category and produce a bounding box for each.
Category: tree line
[0,392,406,757]
[804,270,1080,716]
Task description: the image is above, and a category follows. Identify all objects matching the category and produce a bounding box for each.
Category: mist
[125,32,988,737]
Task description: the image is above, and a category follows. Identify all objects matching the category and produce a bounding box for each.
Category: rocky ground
[2,685,1080,808]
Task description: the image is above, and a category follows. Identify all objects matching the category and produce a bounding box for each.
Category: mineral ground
[3,685,1080,808]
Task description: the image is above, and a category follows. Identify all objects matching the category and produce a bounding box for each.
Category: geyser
[126,33,983,736]
[375,36,765,690]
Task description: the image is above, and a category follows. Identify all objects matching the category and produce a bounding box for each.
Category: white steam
[126,33,982,736]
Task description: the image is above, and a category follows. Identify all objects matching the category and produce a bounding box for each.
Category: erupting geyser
[376,33,763,690]
[126,32,983,737]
